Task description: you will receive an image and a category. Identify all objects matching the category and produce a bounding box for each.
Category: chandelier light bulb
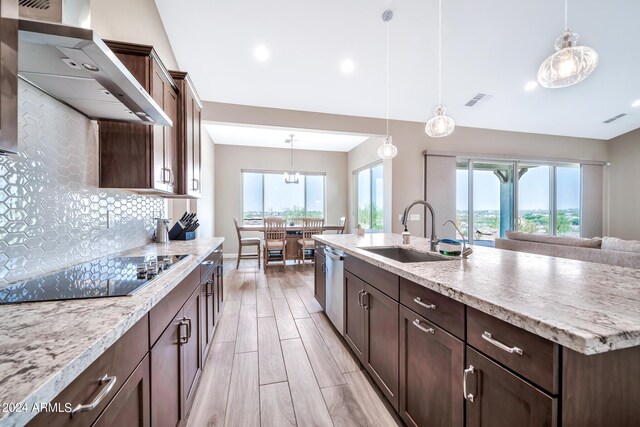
[425,106,455,138]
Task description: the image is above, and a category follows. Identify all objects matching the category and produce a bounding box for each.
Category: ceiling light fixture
[425,0,455,138]
[284,134,300,184]
[378,10,398,160]
[254,44,270,62]
[524,81,538,91]
[537,0,598,88]
[632,100,640,108]
[340,59,355,75]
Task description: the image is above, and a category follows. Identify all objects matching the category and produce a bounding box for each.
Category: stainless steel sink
[361,247,455,263]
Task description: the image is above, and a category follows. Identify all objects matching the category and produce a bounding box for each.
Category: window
[356,163,384,231]
[456,159,581,245]
[242,171,325,224]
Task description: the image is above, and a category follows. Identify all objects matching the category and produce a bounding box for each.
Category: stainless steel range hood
[17,19,172,126]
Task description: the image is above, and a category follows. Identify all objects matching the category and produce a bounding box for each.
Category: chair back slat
[338,216,346,234]
[264,217,286,241]
[233,217,243,241]
[302,218,324,239]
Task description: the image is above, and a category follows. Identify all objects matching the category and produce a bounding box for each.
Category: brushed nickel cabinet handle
[201,260,215,265]
[178,319,189,344]
[71,374,117,417]
[358,290,363,307]
[463,365,475,402]
[481,331,523,355]
[192,178,200,191]
[414,297,436,310]
[363,292,369,310]
[412,319,435,334]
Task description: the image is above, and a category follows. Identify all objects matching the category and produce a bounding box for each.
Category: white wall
[607,128,640,239]
[214,144,348,255]
[195,132,215,238]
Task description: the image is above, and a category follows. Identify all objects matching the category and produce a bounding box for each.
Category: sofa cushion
[505,230,602,248]
[602,237,640,253]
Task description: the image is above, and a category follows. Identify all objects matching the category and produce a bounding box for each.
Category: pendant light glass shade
[377,136,398,159]
[283,134,300,184]
[537,30,598,88]
[425,106,455,138]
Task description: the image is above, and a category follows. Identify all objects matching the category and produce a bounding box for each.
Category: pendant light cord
[385,19,390,139]
[438,0,442,106]
[564,0,568,30]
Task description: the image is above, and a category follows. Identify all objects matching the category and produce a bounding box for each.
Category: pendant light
[537,0,598,88]
[377,10,398,160]
[283,134,300,184]
[425,0,455,138]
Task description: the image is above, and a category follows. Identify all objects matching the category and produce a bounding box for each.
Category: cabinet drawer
[345,254,399,300]
[28,317,149,427]
[199,261,215,283]
[400,278,465,339]
[206,245,223,264]
[149,267,200,346]
[467,307,559,394]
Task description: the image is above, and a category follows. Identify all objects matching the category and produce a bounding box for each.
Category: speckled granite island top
[314,233,640,356]
[0,238,224,427]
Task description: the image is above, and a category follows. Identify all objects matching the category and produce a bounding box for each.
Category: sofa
[495,231,640,269]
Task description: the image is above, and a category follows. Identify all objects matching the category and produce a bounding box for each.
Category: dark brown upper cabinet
[98,40,178,194]
[169,71,202,198]
[0,0,18,154]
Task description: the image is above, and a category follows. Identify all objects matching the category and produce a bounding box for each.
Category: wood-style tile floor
[187,259,402,427]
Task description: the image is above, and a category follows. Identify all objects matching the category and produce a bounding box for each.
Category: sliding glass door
[356,163,384,231]
[517,164,551,235]
[472,162,514,244]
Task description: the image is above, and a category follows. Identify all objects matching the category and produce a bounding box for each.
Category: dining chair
[338,216,346,234]
[298,218,324,266]
[233,218,261,269]
[264,217,287,272]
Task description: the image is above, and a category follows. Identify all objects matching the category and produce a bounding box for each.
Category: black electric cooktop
[0,254,189,305]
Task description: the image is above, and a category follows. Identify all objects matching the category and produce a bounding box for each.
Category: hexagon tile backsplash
[0,81,167,286]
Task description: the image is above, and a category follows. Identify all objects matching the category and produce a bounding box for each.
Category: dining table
[237,224,344,232]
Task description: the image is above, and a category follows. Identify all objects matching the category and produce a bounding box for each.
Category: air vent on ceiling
[19,0,50,10]
[603,113,627,124]
[465,93,493,107]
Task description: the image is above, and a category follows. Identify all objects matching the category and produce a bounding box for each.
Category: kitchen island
[314,233,640,427]
[0,238,224,427]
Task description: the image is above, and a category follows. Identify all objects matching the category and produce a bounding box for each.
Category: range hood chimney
[17,0,172,126]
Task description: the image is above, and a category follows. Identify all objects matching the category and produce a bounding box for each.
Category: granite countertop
[0,238,224,427]
[314,233,640,356]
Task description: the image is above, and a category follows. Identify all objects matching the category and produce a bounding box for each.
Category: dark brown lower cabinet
[200,266,215,361]
[150,310,183,427]
[399,306,464,427]
[344,271,366,361]
[92,355,150,427]
[181,289,202,416]
[314,252,326,309]
[465,347,557,427]
[363,283,399,410]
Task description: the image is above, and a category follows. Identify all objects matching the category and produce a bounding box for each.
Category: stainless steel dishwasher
[324,246,345,335]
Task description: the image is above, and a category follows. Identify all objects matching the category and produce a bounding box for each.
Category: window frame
[457,158,583,244]
[354,161,384,232]
[241,170,327,225]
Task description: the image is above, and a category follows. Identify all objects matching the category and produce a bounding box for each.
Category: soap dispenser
[402,225,411,245]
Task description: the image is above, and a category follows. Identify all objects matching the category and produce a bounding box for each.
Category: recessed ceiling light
[340,59,355,75]
[524,81,538,91]
[632,99,640,108]
[253,44,270,62]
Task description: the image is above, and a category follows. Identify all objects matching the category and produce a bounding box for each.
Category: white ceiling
[155,0,640,140]
[204,123,372,152]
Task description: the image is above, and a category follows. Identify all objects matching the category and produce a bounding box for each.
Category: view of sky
[242,172,325,216]
[456,164,580,211]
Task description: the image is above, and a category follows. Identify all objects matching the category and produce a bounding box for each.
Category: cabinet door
[217,263,224,315]
[92,355,150,427]
[0,0,18,154]
[164,85,178,194]
[343,271,366,362]
[151,66,167,192]
[181,289,202,417]
[364,283,399,410]
[399,306,463,427]
[200,274,214,362]
[465,347,557,427]
[314,253,326,310]
[150,310,183,427]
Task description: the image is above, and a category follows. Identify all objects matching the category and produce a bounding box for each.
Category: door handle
[362,292,369,310]
[70,374,117,417]
[178,318,191,344]
[463,365,475,402]
[358,289,364,307]
[192,178,200,191]
[481,331,524,355]
[412,319,435,334]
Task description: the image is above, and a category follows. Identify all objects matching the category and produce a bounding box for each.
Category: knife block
[168,222,196,240]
